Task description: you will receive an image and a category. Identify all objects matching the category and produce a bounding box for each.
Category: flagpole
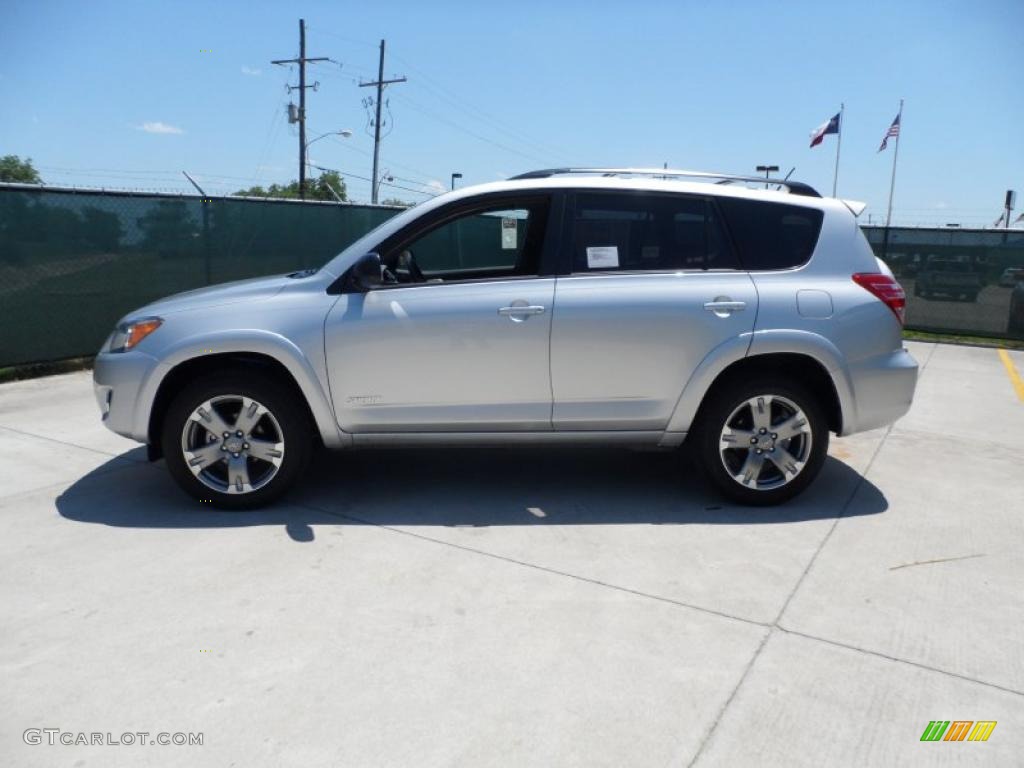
[882,99,904,261]
[832,103,843,197]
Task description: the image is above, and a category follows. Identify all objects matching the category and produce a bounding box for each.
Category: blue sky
[1,0,1021,225]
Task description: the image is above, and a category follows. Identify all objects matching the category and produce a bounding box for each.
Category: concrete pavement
[1,341,1023,766]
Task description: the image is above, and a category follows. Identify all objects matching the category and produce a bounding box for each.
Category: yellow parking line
[998,349,1024,402]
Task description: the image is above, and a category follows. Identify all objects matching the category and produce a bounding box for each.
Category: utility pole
[272,19,329,199]
[359,39,406,204]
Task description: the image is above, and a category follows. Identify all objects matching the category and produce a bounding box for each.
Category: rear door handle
[498,305,545,316]
[703,300,747,315]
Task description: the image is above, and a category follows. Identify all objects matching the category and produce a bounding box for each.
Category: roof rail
[509,167,821,198]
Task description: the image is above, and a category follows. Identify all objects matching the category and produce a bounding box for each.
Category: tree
[233,170,347,202]
[136,200,198,258]
[81,207,124,251]
[380,197,412,208]
[0,155,42,184]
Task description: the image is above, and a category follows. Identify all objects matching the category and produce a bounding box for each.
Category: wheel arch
[667,332,853,436]
[145,334,347,458]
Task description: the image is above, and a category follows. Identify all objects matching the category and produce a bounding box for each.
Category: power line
[388,91,551,166]
[389,51,570,164]
[308,30,571,164]
[306,29,565,177]
[310,164,440,199]
[310,128,441,186]
[251,64,294,185]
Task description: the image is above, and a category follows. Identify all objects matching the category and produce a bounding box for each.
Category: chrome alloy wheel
[718,394,813,491]
[181,395,285,495]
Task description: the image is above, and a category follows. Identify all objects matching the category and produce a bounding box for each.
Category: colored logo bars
[920,721,997,742]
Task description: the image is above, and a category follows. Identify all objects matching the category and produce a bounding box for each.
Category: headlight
[109,317,163,352]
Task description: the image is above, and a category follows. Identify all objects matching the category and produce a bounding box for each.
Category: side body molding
[135,330,350,449]
[663,329,856,437]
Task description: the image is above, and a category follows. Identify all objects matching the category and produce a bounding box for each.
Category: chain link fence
[2,184,1023,367]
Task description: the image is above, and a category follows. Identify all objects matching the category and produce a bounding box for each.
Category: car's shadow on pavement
[56,445,888,542]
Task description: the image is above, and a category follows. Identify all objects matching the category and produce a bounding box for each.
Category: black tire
[161,371,313,510]
[693,376,829,506]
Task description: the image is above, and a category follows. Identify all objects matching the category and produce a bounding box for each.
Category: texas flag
[809,112,841,148]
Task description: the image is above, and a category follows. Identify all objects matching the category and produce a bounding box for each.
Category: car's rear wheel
[162,372,312,509]
[695,376,829,506]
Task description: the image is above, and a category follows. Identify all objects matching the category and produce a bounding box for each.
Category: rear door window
[570,193,740,273]
[715,197,824,270]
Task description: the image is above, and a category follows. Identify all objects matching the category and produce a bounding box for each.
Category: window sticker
[501,217,518,250]
[586,246,619,269]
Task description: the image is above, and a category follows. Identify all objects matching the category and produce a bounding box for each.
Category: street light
[451,172,463,190]
[301,129,353,198]
[305,129,352,177]
[756,164,779,189]
[306,128,353,150]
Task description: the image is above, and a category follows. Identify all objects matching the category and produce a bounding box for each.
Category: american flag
[878,113,901,152]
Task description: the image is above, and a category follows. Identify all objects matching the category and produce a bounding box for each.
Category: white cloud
[934,201,948,209]
[241,66,262,76]
[137,121,184,135]
[424,179,446,195]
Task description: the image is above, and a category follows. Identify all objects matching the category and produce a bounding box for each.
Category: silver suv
[93,168,918,508]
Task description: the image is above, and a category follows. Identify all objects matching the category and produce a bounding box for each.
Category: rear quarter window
[716,197,824,270]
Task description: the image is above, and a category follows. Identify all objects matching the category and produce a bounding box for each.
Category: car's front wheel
[161,372,312,509]
[695,376,829,506]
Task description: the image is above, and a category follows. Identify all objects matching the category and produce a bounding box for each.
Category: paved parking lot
[2,341,1023,767]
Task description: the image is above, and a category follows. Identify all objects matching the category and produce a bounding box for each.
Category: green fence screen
[862,226,1024,340]
[0,186,401,365]
[2,185,1023,366]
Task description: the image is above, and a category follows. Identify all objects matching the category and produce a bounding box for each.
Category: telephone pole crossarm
[358,77,408,87]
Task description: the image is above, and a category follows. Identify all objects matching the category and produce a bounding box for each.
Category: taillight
[852,273,906,325]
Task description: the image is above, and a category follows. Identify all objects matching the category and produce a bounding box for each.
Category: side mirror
[348,252,383,292]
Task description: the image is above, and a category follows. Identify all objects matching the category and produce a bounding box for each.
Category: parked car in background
[93,168,918,508]
[914,259,983,301]
[1010,281,1024,336]
[998,267,1024,287]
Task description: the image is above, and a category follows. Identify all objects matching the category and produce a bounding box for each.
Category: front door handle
[703,299,747,316]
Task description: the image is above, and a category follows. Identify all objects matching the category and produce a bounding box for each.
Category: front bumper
[93,350,161,443]
[843,347,918,434]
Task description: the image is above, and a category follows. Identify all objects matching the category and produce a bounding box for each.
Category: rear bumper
[93,350,161,443]
[841,347,918,435]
